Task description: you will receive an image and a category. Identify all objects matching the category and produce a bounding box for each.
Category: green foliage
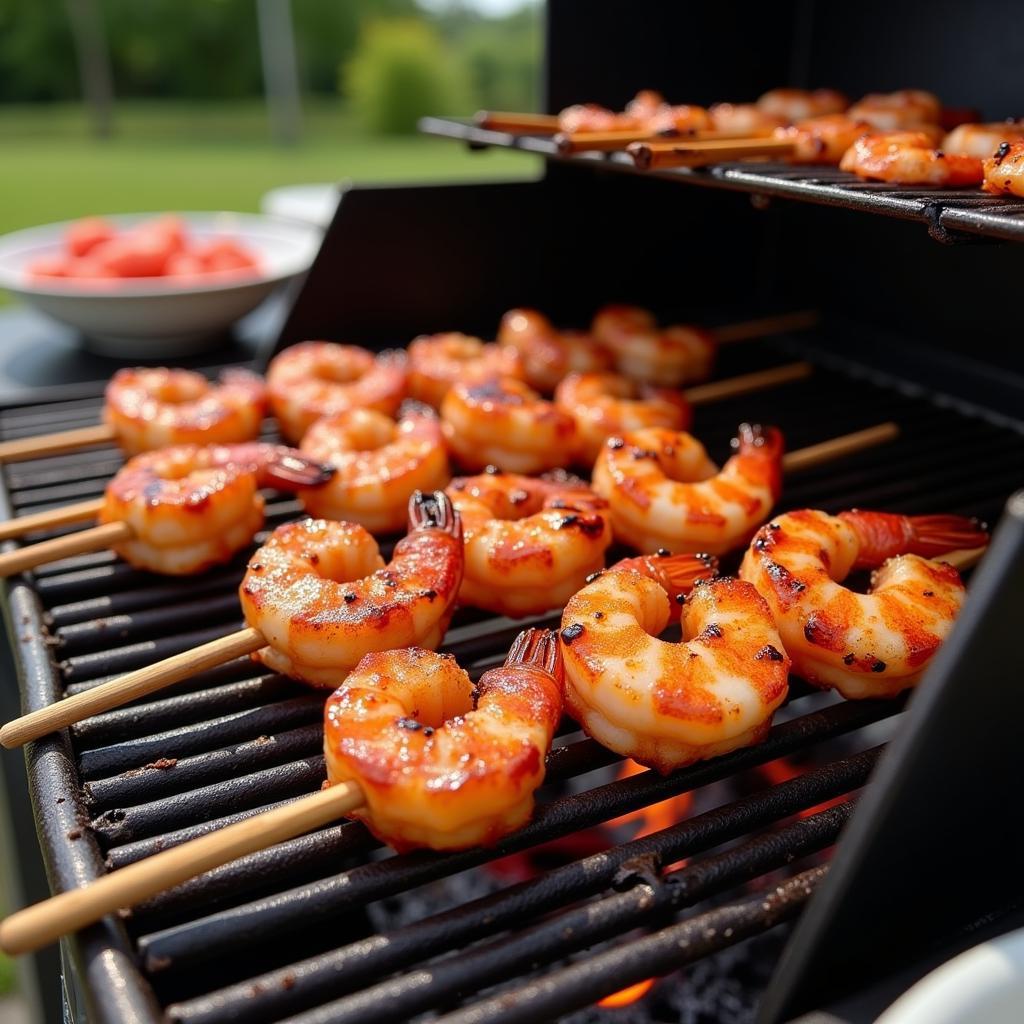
[0,949,14,995]
[0,0,79,101]
[345,18,471,135]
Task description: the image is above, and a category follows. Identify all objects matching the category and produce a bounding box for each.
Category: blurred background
[0,2,539,1018]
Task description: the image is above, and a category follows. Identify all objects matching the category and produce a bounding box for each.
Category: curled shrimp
[324,628,563,851]
[774,114,872,164]
[554,371,692,466]
[757,87,848,122]
[239,491,463,688]
[497,308,613,393]
[297,402,450,534]
[590,305,715,387]
[645,104,712,134]
[847,89,942,131]
[740,509,988,698]
[446,470,612,616]
[944,121,1024,160]
[840,130,982,185]
[104,367,266,456]
[407,332,523,408]
[440,377,577,474]
[558,90,665,133]
[708,103,786,136]
[99,442,333,576]
[266,341,408,443]
[592,423,783,556]
[983,139,1024,198]
[560,554,788,773]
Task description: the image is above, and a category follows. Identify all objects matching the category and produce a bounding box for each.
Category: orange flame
[758,756,843,819]
[606,759,694,840]
[598,978,655,1008]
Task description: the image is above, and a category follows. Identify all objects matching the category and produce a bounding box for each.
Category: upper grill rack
[3,339,1023,1024]
[419,117,1024,244]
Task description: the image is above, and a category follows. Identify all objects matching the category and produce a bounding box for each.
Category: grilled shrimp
[774,114,871,164]
[266,342,407,443]
[104,367,266,455]
[446,470,612,616]
[944,121,1024,159]
[240,491,463,687]
[983,140,1024,198]
[840,131,982,185]
[847,89,942,131]
[561,554,788,773]
[297,403,450,534]
[590,305,715,387]
[407,332,523,408]
[757,87,848,122]
[99,442,332,575]
[740,509,988,698]
[497,308,614,393]
[592,424,783,556]
[324,628,563,851]
[645,104,712,135]
[554,371,692,465]
[441,377,577,475]
[708,103,785,136]
[558,90,664,133]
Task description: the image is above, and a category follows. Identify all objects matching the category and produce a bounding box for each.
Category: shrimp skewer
[0,491,463,747]
[740,509,988,698]
[0,443,334,578]
[0,367,268,464]
[0,627,563,954]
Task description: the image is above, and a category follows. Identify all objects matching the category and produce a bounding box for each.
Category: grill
[3,334,1023,1023]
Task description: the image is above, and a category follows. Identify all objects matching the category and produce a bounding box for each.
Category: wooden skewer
[554,126,774,155]
[0,423,116,464]
[942,547,987,573]
[0,521,133,579]
[781,423,900,474]
[628,137,795,170]
[0,626,266,750]
[0,778,364,956]
[474,110,560,133]
[684,361,812,407]
[0,497,105,543]
[712,310,819,346]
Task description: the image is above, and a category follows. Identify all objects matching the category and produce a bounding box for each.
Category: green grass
[0,99,539,234]
[0,950,13,997]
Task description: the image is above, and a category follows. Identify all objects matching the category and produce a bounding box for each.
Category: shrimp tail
[408,490,462,539]
[615,552,718,614]
[506,627,563,681]
[840,510,989,568]
[260,449,336,489]
[733,422,785,499]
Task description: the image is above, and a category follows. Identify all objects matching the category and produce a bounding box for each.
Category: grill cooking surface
[420,118,1024,244]
[3,340,1023,1024]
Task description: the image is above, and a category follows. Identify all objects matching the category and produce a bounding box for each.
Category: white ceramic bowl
[0,212,321,358]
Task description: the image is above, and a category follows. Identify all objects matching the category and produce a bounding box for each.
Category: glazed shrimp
[446,470,612,616]
[740,509,988,699]
[590,305,716,387]
[560,555,788,773]
[847,89,942,131]
[497,309,614,393]
[757,87,848,122]
[554,371,692,465]
[297,403,450,534]
[441,377,577,474]
[558,90,664,133]
[324,628,563,851]
[774,114,871,165]
[239,491,463,688]
[708,103,785,136]
[266,342,407,443]
[840,131,982,185]
[592,424,783,556]
[983,140,1024,198]
[104,367,266,455]
[407,332,523,408]
[99,442,333,575]
[944,121,1024,160]
[645,104,712,135]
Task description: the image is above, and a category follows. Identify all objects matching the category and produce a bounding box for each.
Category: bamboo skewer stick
[0,497,105,542]
[0,521,132,579]
[684,361,812,407]
[780,423,900,473]
[554,126,774,155]
[0,627,266,750]
[628,137,796,170]
[0,779,364,956]
[0,423,116,464]
[942,547,987,573]
[711,310,819,346]
[474,110,560,133]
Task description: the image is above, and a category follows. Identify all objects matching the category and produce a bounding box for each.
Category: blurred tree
[345,18,472,134]
[0,0,79,100]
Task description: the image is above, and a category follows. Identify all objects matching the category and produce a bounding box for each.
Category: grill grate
[419,118,1024,244]
[3,338,1023,1023]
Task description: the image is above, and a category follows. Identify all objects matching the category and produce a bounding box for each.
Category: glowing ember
[758,756,844,819]
[598,977,656,1008]
[606,759,694,840]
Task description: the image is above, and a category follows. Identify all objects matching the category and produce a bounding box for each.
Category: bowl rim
[0,211,321,299]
